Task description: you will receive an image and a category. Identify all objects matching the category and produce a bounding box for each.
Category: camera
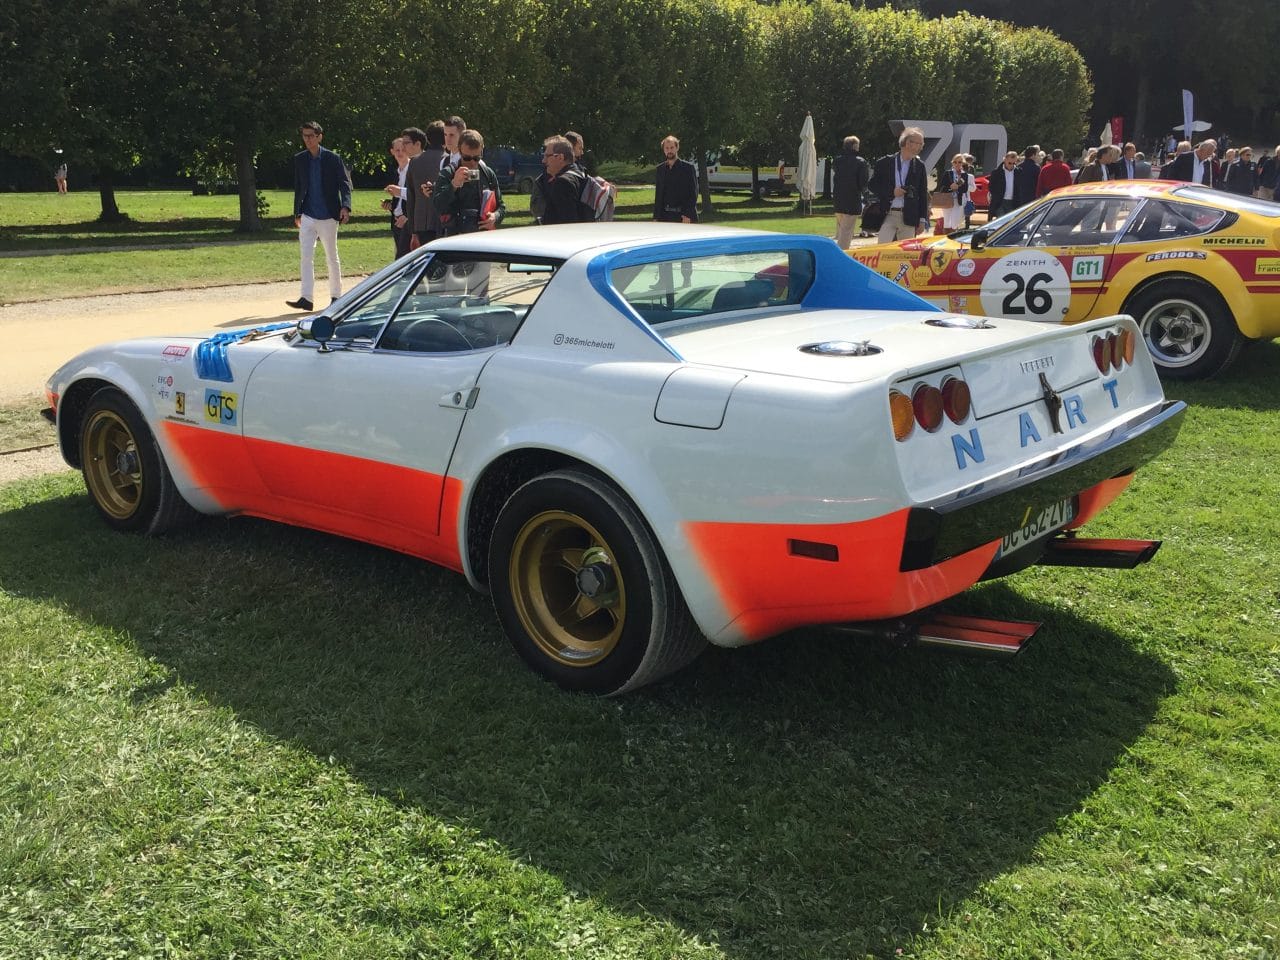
[467,167,480,181]
[904,185,917,199]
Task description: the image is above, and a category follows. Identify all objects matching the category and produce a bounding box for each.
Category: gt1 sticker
[979,251,1071,320]
[204,388,238,425]
[1071,255,1104,282]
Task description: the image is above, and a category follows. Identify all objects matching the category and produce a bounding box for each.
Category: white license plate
[996,498,1076,559]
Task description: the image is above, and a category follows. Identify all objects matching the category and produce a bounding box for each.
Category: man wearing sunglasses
[433,129,505,235]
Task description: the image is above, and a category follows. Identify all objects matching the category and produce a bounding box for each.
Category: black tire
[488,469,705,695]
[517,176,534,195]
[79,387,196,534]
[755,183,769,200]
[1124,278,1243,380]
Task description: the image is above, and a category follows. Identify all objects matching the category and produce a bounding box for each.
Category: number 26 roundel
[979,251,1072,320]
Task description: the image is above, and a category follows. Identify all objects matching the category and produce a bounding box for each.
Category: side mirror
[970,228,989,251]
[297,316,336,352]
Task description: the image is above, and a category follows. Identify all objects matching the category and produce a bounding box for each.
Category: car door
[974,195,1141,324]
[238,257,499,568]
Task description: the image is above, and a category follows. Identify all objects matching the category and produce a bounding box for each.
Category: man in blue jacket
[287,121,352,311]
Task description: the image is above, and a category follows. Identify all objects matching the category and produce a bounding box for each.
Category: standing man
[564,131,597,177]
[382,135,411,259]
[433,129,504,235]
[1113,142,1149,179]
[987,151,1019,220]
[653,135,698,224]
[869,126,929,242]
[1013,146,1041,208]
[406,121,446,249]
[288,121,351,312]
[1163,139,1218,186]
[536,136,590,224]
[832,135,870,248]
[1036,149,1074,197]
[1077,145,1118,183]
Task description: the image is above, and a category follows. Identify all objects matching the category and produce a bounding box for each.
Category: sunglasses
[459,153,482,162]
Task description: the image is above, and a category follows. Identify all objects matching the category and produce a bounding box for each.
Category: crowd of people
[283,116,1280,307]
[827,127,1280,249]
[285,117,706,310]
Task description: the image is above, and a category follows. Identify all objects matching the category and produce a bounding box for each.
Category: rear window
[611,250,815,326]
[1171,185,1280,218]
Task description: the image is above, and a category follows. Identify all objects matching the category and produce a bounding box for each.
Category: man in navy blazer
[986,151,1020,220]
[868,126,930,242]
[1163,139,1218,187]
[288,121,352,311]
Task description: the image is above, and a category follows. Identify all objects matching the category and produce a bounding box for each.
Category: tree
[0,0,156,221]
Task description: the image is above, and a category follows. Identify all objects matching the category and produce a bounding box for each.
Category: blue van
[484,146,544,193]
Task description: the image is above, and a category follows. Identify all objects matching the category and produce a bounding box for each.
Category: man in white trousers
[287,121,352,311]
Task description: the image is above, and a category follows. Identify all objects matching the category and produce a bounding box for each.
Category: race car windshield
[610,249,815,325]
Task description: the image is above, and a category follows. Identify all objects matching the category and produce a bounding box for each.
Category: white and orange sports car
[47,224,1184,693]
[855,181,1280,379]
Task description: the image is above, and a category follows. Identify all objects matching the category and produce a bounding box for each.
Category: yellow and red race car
[852,181,1280,378]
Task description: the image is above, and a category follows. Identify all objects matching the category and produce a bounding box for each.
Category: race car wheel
[517,176,534,194]
[755,183,769,200]
[80,387,194,534]
[1125,279,1242,380]
[488,469,704,695]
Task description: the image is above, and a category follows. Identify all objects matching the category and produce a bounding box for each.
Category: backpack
[580,174,617,221]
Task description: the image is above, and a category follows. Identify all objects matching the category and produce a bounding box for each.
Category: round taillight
[1092,335,1111,374]
[1110,331,1124,370]
[1120,327,1136,366]
[890,390,915,441]
[912,383,944,433]
[941,376,971,424]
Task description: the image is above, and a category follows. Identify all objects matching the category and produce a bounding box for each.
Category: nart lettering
[950,379,1123,470]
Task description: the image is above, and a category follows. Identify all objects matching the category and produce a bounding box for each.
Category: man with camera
[433,129,505,236]
[869,126,930,243]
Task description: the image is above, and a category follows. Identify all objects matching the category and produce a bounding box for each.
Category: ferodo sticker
[1255,257,1280,274]
[979,251,1071,320]
[204,389,238,425]
[1146,250,1207,262]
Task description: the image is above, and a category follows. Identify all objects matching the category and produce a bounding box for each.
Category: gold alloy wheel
[83,409,143,521]
[508,509,627,667]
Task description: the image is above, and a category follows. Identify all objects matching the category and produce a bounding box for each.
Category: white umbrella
[1099,122,1113,147]
[797,112,817,213]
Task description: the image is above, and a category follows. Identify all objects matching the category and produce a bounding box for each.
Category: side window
[1027,198,1139,247]
[377,257,557,353]
[989,205,1049,247]
[1119,199,1227,243]
[611,250,815,324]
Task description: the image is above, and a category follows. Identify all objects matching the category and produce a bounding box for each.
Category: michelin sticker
[979,251,1071,320]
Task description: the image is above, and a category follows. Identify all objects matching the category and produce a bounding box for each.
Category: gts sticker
[204,389,238,425]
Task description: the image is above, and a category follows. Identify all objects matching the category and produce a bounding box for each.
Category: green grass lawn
[2,353,1279,954]
[0,188,838,303]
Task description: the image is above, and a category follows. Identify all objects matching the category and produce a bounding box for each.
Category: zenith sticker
[161,344,190,361]
[1254,257,1280,274]
[1202,236,1266,246]
[204,388,238,425]
[1146,250,1207,262]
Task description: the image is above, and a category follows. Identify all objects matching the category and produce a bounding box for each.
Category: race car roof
[425,222,773,260]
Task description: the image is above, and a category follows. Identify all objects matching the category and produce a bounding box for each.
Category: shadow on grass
[0,218,404,252]
[1162,337,1280,412]
[0,489,1174,958]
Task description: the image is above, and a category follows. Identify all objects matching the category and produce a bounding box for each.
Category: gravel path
[1,278,361,486]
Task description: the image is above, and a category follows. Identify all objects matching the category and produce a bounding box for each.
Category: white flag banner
[1099,123,1113,147]
[1182,90,1195,140]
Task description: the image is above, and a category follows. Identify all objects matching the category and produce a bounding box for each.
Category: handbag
[860,190,885,231]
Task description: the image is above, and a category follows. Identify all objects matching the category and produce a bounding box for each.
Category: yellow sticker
[1255,257,1280,275]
